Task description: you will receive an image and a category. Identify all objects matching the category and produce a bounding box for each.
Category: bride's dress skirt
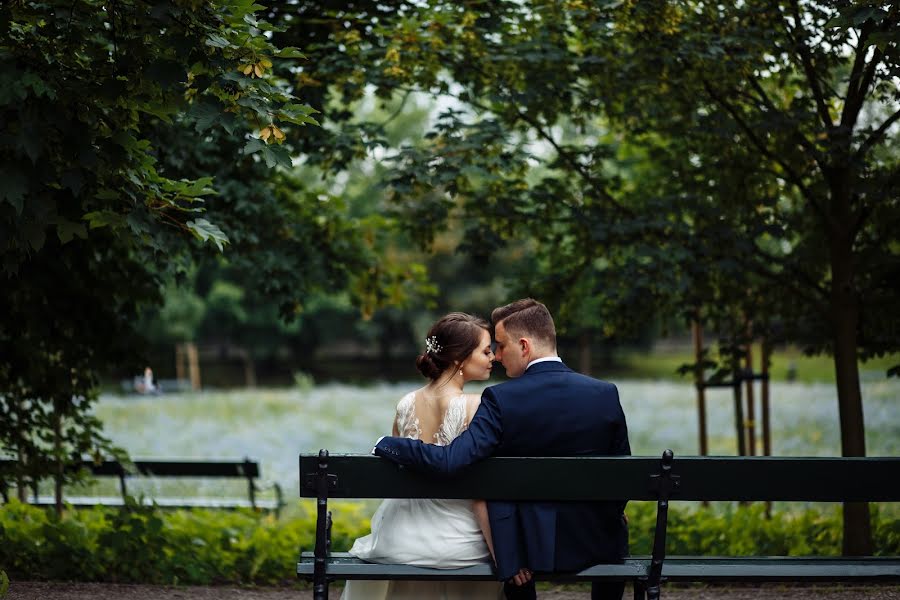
[340,498,502,600]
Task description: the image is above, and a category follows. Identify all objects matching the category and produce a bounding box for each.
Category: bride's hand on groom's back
[510,567,533,586]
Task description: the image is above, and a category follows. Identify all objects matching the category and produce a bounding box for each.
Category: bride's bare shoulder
[396,389,419,409]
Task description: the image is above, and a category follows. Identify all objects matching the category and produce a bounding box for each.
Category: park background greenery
[1,500,898,585]
[1,0,898,581]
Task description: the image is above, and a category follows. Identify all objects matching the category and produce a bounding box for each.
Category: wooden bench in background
[0,458,284,517]
[297,450,900,600]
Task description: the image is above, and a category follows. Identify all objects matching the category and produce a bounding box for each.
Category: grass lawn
[609,345,899,384]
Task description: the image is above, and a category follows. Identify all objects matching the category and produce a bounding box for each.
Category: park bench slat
[297,552,648,580]
[35,495,282,510]
[89,460,261,478]
[661,557,900,581]
[297,553,900,582]
[298,454,900,502]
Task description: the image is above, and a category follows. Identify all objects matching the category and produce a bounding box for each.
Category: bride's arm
[473,499,496,563]
[464,395,496,562]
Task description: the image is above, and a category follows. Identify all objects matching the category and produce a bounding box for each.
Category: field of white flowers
[85,378,898,503]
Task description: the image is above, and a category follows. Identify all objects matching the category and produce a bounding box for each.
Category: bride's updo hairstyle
[416,312,490,381]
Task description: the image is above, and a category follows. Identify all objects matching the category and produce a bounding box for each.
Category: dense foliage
[0,0,383,509]
[0,500,897,585]
[265,0,900,553]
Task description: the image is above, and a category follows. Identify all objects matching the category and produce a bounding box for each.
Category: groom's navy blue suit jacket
[374,360,631,580]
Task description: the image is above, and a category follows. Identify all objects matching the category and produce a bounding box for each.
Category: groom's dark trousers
[375,361,631,600]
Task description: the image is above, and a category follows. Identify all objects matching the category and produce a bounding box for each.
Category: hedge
[1,499,897,585]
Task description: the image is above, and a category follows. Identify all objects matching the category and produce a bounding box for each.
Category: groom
[374,298,630,600]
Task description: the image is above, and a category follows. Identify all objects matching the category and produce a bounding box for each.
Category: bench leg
[633,579,646,600]
[313,450,331,600]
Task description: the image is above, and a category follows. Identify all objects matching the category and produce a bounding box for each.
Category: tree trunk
[828,175,872,555]
[53,399,64,517]
[16,445,26,503]
[578,332,592,376]
[244,353,257,389]
[15,398,27,502]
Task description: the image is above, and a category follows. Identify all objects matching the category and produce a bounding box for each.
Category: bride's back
[396,389,472,446]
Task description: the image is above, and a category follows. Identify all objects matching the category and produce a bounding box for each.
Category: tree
[0,0,322,510]
[268,0,899,553]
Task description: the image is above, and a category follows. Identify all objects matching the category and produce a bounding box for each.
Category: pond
[88,379,899,500]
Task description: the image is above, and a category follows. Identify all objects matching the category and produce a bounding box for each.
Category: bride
[341,312,503,600]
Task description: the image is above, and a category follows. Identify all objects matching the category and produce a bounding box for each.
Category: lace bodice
[395,391,468,446]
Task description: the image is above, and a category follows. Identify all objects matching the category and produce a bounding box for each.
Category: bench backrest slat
[0,459,261,479]
[298,455,900,502]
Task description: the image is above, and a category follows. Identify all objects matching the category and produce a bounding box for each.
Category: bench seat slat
[297,553,646,580]
[297,553,900,582]
[663,557,900,581]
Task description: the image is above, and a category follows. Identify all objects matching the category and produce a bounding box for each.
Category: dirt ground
[5,582,899,600]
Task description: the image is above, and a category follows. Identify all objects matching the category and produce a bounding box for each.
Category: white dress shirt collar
[525,356,562,371]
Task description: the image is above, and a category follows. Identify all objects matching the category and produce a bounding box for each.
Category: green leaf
[0,168,27,214]
[21,221,45,252]
[278,103,320,125]
[176,176,217,198]
[1,568,9,597]
[137,102,176,124]
[275,47,307,59]
[189,101,224,132]
[83,210,126,229]
[186,218,229,251]
[57,219,88,244]
[243,138,266,154]
[206,33,232,48]
[243,137,291,167]
[851,7,886,26]
[261,144,293,168]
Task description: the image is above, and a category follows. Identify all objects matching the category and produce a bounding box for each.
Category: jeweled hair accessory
[425,336,442,355]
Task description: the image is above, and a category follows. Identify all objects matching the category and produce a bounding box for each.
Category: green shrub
[0,499,896,585]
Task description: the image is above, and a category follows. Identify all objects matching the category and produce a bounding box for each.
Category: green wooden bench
[0,458,284,517]
[296,450,900,599]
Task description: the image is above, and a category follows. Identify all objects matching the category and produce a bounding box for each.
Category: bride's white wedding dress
[340,392,502,600]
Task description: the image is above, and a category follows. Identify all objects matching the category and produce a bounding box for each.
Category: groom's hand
[510,568,533,586]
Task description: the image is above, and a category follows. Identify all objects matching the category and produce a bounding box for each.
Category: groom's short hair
[492,298,557,350]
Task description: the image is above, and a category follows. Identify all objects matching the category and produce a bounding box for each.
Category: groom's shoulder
[559,369,620,397]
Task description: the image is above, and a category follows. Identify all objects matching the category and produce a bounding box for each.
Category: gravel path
[6,582,899,600]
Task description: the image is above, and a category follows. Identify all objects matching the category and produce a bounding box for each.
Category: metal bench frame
[297,450,900,600]
[1,458,284,516]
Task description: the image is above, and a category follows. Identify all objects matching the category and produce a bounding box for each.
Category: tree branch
[842,45,882,133]
[509,107,636,219]
[448,57,636,220]
[749,241,830,303]
[377,90,412,128]
[746,76,826,167]
[856,107,900,161]
[701,78,833,230]
[786,0,834,129]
